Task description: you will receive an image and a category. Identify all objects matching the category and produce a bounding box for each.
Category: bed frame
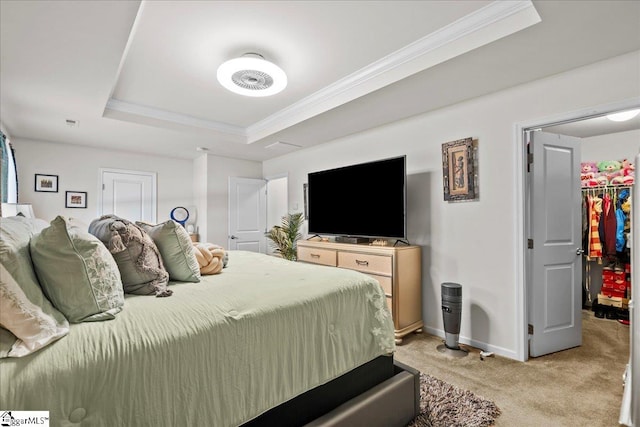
[242,356,420,427]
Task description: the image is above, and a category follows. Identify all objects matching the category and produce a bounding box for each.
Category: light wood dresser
[297,240,423,344]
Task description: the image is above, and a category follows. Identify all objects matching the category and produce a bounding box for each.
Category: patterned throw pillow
[30,216,125,323]
[89,215,172,297]
[0,216,69,357]
[0,264,69,357]
[136,220,200,282]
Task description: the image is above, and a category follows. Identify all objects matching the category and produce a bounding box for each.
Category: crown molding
[105,98,247,138]
[246,0,539,143]
[104,1,538,145]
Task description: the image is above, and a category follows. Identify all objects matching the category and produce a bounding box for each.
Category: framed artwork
[65,191,87,208]
[442,137,478,202]
[34,174,58,192]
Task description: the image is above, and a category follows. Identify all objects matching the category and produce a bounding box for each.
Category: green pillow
[137,220,201,282]
[30,216,125,323]
[0,216,69,356]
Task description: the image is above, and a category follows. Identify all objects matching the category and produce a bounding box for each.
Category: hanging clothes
[602,192,618,257]
[582,194,589,251]
[616,189,630,252]
[587,195,603,259]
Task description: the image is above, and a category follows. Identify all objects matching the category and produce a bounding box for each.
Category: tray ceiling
[1,1,639,160]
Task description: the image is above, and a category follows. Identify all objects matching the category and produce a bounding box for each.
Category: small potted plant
[266,212,304,261]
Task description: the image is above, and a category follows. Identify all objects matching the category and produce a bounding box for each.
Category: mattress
[0,251,395,426]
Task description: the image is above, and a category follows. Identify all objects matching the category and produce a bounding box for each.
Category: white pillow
[0,263,69,357]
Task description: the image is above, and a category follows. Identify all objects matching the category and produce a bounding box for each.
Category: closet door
[100,168,157,223]
[529,131,582,357]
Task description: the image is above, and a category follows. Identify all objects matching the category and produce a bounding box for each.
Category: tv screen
[307,156,406,239]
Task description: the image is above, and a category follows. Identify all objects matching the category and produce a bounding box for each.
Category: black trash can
[441,282,462,350]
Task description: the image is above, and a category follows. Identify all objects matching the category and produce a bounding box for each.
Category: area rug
[407,374,501,427]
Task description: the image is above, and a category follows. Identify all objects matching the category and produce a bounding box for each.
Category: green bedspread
[0,251,395,426]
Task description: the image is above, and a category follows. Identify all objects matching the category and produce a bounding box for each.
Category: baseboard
[423,326,518,361]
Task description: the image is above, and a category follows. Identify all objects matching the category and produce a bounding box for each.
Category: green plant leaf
[266,212,304,261]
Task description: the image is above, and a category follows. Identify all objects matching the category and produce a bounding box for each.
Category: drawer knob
[355,259,369,266]
[310,253,320,258]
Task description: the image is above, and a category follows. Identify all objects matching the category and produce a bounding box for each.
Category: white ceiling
[544,112,640,138]
[1,1,639,161]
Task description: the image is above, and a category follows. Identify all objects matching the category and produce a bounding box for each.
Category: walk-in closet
[577,131,635,324]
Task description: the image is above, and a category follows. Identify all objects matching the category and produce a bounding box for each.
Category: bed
[0,237,418,426]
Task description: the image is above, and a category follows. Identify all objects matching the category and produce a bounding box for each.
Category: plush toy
[621,158,635,176]
[610,175,625,185]
[581,162,598,179]
[622,159,636,185]
[584,177,600,187]
[597,160,622,174]
[580,162,599,186]
[597,160,623,183]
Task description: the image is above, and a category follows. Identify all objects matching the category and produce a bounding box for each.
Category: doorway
[228,177,267,252]
[100,168,157,223]
[516,99,640,362]
[227,175,288,253]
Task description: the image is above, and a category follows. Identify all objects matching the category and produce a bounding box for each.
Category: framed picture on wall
[65,191,87,208]
[34,174,59,192]
[442,137,478,202]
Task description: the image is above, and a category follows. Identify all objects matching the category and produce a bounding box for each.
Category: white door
[101,169,157,223]
[528,131,582,357]
[228,177,266,252]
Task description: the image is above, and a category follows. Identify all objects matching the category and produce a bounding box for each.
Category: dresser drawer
[338,252,392,276]
[298,246,337,266]
[367,273,392,296]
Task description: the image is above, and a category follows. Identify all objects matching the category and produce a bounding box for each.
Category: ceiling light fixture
[217,53,287,97]
[606,108,640,122]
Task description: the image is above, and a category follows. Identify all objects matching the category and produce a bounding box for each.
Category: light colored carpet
[395,310,629,427]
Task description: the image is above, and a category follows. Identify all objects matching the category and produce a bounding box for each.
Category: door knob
[576,247,585,255]
[230,235,238,240]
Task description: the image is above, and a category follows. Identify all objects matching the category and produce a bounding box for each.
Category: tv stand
[297,240,423,344]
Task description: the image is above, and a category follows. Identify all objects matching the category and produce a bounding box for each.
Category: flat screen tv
[307,156,406,239]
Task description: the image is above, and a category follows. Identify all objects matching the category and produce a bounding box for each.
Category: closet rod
[581,185,633,191]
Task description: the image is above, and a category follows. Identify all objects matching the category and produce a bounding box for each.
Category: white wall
[263,50,640,359]
[581,129,640,162]
[13,139,263,250]
[266,176,289,255]
[193,154,208,241]
[197,154,262,246]
[267,176,288,229]
[14,138,194,225]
